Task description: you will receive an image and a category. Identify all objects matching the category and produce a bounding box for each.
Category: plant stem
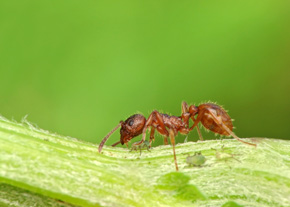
[0,116,289,207]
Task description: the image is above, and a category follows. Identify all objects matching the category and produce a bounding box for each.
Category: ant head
[98,114,146,153]
[189,105,199,116]
[120,114,146,145]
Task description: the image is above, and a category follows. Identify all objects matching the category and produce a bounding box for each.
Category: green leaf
[155,172,190,190]
[174,184,206,202]
[0,116,290,206]
[221,201,244,207]
[0,183,76,207]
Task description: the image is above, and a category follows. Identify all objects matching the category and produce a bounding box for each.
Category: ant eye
[129,120,134,126]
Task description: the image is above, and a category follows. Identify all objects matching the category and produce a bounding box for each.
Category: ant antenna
[98,122,122,153]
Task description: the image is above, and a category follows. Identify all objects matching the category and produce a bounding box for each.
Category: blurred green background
[0,0,289,146]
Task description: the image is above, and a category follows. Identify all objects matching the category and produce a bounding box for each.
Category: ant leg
[206,109,257,147]
[181,101,190,128]
[182,101,189,113]
[196,126,203,141]
[112,141,130,148]
[156,124,170,145]
[142,110,169,144]
[189,113,202,131]
[146,145,150,152]
[130,145,136,152]
[149,126,155,146]
[140,112,155,143]
[133,114,154,146]
[152,111,169,137]
[111,141,121,147]
[156,126,169,145]
[169,129,179,171]
[179,127,190,142]
[163,136,169,145]
[181,101,203,140]
[191,117,203,141]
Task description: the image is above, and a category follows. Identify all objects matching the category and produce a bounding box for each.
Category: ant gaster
[98,102,256,171]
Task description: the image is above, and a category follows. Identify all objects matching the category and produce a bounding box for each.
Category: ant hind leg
[206,109,256,147]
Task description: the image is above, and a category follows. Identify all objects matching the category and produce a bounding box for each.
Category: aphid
[186,152,206,167]
[213,145,241,163]
[130,140,151,155]
[98,101,256,171]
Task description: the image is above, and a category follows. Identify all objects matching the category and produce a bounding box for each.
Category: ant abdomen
[199,103,233,136]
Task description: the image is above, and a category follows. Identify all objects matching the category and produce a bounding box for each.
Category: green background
[0,0,289,146]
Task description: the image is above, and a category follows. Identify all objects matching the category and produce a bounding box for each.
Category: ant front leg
[111,141,121,147]
[138,110,169,145]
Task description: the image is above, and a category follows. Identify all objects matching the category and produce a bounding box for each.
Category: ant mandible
[98,101,256,171]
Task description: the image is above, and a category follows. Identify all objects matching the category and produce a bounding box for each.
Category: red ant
[98,102,256,171]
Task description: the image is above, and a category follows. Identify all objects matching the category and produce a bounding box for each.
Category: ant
[98,101,256,171]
